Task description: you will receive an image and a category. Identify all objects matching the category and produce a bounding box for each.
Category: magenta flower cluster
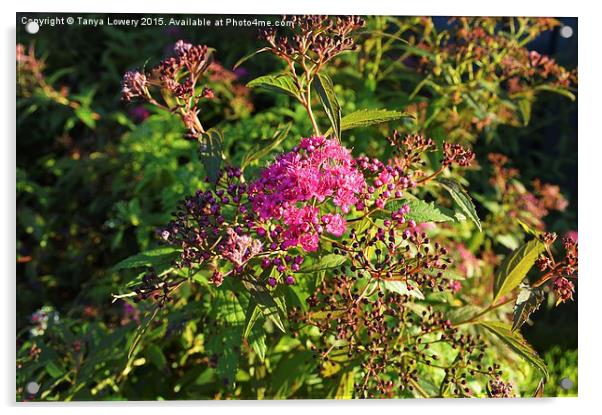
[249,137,366,251]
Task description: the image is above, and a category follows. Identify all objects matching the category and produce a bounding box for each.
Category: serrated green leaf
[381,280,425,300]
[326,109,411,135]
[205,289,246,388]
[479,321,548,378]
[372,199,453,224]
[247,73,301,99]
[437,178,482,231]
[512,285,545,331]
[200,128,223,185]
[405,199,454,223]
[112,246,181,271]
[493,238,546,303]
[313,73,341,139]
[204,325,242,388]
[297,254,347,273]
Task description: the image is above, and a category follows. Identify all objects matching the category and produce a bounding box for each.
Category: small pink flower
[281,206,321,251]
[449,280,462,293]
[222,228,262,268]
[322,213,347,237]
[565,230,578,243]
[553,276,574,304]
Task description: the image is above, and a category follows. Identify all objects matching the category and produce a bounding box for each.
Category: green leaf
[518,98,532,126]
[200,128,223,185]
[335,369,355,399]
[249,329,267,362]
[479,321,548,378]
[205,289,246,388]
[241,281,286,333]
[242,300,263,339]
[146,343,167,370]
[205,325,242,388]
[512,285,545,331]
[313,73,341,139]
[241,123,291,170]
[74,107,97,129]
[45,361,65,378]
[297,254,347,273]
[372,198,453,224]
[326,109,411,135]
[112,246,180,271]
[437,178,482,231]
[282,284,308,312]
[493,237,546,303]
[496,234,520,250]
[381,280,425,300]
[233,47,270,70]
[517,219,542,238]
[533,378,545,397]
[247,73,301,100]
[270,350,313,398]
[534,84,576,101]
[405,199,454,223]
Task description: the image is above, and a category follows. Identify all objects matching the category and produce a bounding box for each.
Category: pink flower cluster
[249,137,366,251]
[222,228,263,269]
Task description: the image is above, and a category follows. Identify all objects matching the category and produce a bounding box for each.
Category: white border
[3,1,600,414]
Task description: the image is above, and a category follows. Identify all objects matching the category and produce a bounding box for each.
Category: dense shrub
[16,15,577,400]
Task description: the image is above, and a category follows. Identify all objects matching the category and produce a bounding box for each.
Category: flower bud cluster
[121,40,245,138]
[260,15,365,66]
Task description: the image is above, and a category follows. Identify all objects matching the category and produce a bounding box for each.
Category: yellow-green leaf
[493,238,546,303]
[247,73,301,100]
[479,321,548,378]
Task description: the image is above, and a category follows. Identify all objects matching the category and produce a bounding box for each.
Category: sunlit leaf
[247,73,301,100]
[479,321,548,378]
[313,73,341,139]
[325,109,411,135]
[493,237,546,303]
[112,246,180,271]
[296,254,347,273]
[381,280,425,300]
[512,285,545,331]
[437,178,482,231]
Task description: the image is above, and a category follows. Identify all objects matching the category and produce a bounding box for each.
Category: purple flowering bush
[17,15,577,400]
[110,17,578,399]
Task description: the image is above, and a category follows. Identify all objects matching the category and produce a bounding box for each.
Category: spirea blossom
[322,213,346,237]
[250,137,366,215]
[248,137,366,251]
[222,228,263,268]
